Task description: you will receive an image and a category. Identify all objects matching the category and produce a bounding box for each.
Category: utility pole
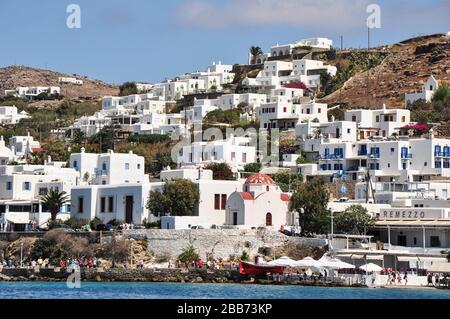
[340,35,343,51]
[367,27,371,108]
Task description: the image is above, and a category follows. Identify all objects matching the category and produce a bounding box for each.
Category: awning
[418,257,448,263]
[350,254,384,261]
[6,215,30,224]
[397,256,419,262]
[375,220,450,228]
[427,263,450,273]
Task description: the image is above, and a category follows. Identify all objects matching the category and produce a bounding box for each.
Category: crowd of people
[169,258,239,271]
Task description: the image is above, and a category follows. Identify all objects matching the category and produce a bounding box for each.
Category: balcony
[401,154,413,159]
[367,154,380,160]
[319,155,344,160]
[357,150,367,156]
[95,169,108,177]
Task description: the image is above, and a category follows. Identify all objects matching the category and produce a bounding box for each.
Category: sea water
[0,282,450,299]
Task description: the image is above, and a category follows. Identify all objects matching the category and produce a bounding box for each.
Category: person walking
[403,272,408,286]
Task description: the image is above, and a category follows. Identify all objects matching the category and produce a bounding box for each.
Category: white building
[177,136,257,172]
[253,59,336,89]
[0,106,30,124]
[70,167,243,228]
[270,37,333,57]
[59,77,83,85]
[345,105,411,139]
[9,133,41,158]
[0,136,16,165]
[225,173,293,229]
[69,148,148,186]
[258,100,328,130]
[405,75,450,106]
[5,86,61,100]
[0,161,78,231]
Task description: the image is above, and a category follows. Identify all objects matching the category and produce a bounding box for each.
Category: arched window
[266,213,272,226]
[266,185,269,191]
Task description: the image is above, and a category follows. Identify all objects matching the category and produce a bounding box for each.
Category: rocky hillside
[0,65,119,98]
[320,34,450,108]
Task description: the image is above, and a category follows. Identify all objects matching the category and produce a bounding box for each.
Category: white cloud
[176,0,372,32]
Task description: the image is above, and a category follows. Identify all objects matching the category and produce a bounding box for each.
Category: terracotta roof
[280,193,291,202]
[239,192,254,201]
[31,148,44,152]
[244,173,276,185]
[282,82,309,91]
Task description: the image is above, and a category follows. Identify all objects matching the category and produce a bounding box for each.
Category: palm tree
[249,46,263,64]
[41,189,70,221]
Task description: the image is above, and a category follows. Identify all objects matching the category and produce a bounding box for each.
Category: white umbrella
[319,256,355,269]
[295,257,324,268]
[359,263,383,272]
[267,256,298,267]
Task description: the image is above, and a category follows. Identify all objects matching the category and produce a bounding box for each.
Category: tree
[249,46,263,64]
[432,83,450,103]
[40,189,70,221]
[289,177,331,236]
[119,82,138,96]
[272,173,303,192]
[244,163,261,173]
[334,205,376,235]
[178,245,199,263]
[146,179,199,217]
[146,190,170,217]
[205,163,235,180]
[151,152,176,175]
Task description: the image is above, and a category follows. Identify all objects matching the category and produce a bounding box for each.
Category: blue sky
[0,0,448,84]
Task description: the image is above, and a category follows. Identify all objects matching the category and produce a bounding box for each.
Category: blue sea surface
[0,282,450,299]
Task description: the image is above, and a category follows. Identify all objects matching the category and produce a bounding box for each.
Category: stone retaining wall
[123,229,326,260]
[0,267,241,283]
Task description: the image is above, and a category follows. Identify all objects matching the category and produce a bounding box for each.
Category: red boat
[239,261,286,276]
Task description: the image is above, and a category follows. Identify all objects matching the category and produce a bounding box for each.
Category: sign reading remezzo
[381,209,443,220]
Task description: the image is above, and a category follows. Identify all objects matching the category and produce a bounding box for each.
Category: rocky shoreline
[0,268,366,287]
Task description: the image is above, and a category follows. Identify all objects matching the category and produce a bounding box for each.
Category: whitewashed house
[9,133,41,158]
[0,136,16,165]
[0,161,78,231]
[405,75,450,106]
[59,77,83,85]
[177,136,256,172]
[5,86,61,100]
[69,148,148,186]
[0,106,30,124]
[345,105,411,139]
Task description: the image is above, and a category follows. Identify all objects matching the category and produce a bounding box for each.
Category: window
[231,152,236,161]
[73,160,78,169]
[100,197,106,213]
[318,108,321,113]
[78,197,84,213]
[108,196,114,212]
[266,213,273,226]
[242,153,247,163]
[102,163,107,171]
[125,163,130,170]
[352,116,356,122]
[6,181,12,191]
[221,194,227,210]
[214,194,220,210]
[137,164,141,170]
[38,187,48,195]
[424,162,428,167]
[430,236,440,247]
[283,107,287,113]
[401,116,406,122]
[376,115,380,122]
[23,182,31,191]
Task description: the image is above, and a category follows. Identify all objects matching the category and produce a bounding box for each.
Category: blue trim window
[435,161,442,169]
[6,181,12,191]
[435,145,442,156]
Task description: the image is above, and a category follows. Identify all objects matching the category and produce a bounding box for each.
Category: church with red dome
[225,173,295,229]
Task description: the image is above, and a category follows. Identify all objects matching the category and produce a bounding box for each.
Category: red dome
[244,173,275,185]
